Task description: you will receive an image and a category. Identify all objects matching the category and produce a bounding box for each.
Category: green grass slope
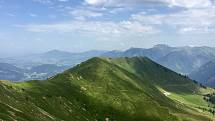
[0,57,214,121]
[108,57,198,93]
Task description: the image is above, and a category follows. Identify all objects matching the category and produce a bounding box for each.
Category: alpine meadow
[0,0,215,121]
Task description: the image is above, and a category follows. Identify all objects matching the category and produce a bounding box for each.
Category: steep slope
[109,57,199,93]
[0,57,214,121]
[102,45,215,74]
[190,61,215,87]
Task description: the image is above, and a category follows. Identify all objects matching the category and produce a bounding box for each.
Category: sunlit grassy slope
[0,57,214,121]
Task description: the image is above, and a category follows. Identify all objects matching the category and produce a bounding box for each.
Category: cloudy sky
[0,0,215,57]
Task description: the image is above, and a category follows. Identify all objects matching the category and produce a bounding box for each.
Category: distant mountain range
[0,50,107,68]
[103,45,215,74]
[1,45,215,87]
[0,63,70,81]
[0,57,214,121]
[102,44,175,60]
[0,50,107,81]
[103,45,215,87]
[190,60,215,87]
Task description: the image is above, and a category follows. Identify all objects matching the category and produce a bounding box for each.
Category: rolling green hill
[0,57,214,121]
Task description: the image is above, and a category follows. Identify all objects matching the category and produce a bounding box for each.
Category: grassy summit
[0,57,214,121]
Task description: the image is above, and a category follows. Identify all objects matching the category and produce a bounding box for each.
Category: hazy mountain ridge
[0,63,70,81]
[0,50,107,81]
[102,44,178,60]
[190,60,215,87]
[103,45,215,75]
[2,45,215,75]
[0,50,107,68]
[159,47,215,74]
[0,63,24,81]
[0,57,214,121]
[1,45,215,86]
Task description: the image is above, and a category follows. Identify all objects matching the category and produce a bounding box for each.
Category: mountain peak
[126,47,143,51]
[153,44,170,49]
[45,49,70,54]
[43,50,73,58]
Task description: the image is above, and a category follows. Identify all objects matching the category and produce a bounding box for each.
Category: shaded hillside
[190,61,215,87]
[109,57,199,93]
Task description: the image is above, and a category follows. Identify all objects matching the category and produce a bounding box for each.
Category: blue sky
[0,0,215,57]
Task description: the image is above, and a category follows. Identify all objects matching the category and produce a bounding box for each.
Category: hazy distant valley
[0,50,106,81]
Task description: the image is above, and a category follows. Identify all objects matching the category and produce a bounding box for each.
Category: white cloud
[109,7,132,14]
[131,6,215,33]
[179,27,215,34]
[30,13,38,17]
[58,0,69,2]
[15,20,158,36]
[131,12,163,25]
[18,0,215,35]
[7,13,16,17]
[33,0,52,4]
[16,5,215,35]
[164,0,212,8]
[70,9,103,20]
[84,0,213,8]
[85,0,107,6]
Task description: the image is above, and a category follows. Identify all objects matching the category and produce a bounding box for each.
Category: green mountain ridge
[0,57,214,121]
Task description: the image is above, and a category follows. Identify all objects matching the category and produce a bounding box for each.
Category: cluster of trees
[198,106,215,116]
[202,93,215,115]
[177,73,207,89]
[209,108,215,115]
[191,79,207,89]
[204,93,215,104]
